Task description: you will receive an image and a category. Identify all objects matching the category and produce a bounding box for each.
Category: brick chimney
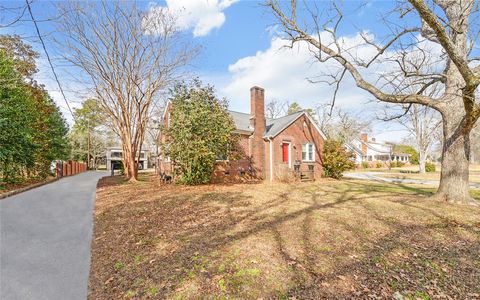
[250,86,266,177]
[360,133,368,155]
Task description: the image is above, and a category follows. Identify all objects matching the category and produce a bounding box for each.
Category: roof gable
[265,111,327,140]
[264,111,304,137]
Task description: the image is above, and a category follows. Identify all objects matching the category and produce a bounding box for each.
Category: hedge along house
[158,86,326,182]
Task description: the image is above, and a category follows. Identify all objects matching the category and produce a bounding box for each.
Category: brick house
[158,86,326,182]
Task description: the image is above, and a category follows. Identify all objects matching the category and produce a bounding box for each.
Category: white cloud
[147,0,238,37]
[218,32,444,142]
[222,32,380,113]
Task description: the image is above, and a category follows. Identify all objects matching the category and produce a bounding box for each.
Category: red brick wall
[249,87,266,178]
[266,114,325,181]
[235,134,250,158]
[212,159,254,183]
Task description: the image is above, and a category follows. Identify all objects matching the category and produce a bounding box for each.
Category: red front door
[282,143,289,163]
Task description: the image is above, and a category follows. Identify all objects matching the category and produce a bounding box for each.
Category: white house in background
[106,147,149,171]
[346,133,410,164]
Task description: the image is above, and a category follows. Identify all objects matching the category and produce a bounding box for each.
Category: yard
[352,164,480,184]
[88,174,480,299]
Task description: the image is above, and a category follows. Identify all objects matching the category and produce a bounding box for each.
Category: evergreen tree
[164,80,236,185]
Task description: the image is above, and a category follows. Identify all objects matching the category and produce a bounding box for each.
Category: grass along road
[88,174,480,299]
[349,164,480,184]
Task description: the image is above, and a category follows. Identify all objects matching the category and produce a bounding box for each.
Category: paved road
[0,171,107,300]
[344,172,480,189]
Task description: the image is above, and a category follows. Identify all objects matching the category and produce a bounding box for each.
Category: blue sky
[1,0,413,142]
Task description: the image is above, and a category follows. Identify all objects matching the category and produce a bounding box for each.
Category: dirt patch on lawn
[88,174,480,299]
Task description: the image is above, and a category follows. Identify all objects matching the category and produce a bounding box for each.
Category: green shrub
[322,140,356,179]
[0,51,69,184]
[164,80,236,185]
[375,161,383,168]
[393,145,419,164]
[390,161,405,168]
[361,161,369,169]
[425,162,436,172]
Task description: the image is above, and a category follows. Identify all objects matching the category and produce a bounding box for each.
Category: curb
[0,177,61,200]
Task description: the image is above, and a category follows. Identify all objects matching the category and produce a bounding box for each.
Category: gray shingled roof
[227,110,306,137]
[265,111,304,137]
[227,110,254,132]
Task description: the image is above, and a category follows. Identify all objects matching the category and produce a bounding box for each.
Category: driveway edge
[0,178,60,200]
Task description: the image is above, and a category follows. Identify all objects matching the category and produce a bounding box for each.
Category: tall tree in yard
[164,81,236,185]
[57,1,196,181]
[315,103,371,142]
[0,35,38,79]
[0,42,69,183]
[268,0,480,204]
[395,104,441,173]
[70,98,114,169]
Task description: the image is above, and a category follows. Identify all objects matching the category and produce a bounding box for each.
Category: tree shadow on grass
[273,184,480,299]
[88,179,480,299]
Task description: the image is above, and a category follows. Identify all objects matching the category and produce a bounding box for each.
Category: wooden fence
[55,161,87,178]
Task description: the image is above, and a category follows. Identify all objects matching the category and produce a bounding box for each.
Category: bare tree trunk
[127,151,138,182]
[266,0,480,204]
[122,142,130,178]
[435,113,475,204]
[418,150,426,173]
[56,1,196,184]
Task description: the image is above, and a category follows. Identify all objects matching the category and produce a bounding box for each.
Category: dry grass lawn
[88,174,480,299]
[355,164,480,183]
[378,173,480,183]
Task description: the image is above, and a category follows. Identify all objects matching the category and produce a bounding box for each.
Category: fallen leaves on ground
[88,174,480,299]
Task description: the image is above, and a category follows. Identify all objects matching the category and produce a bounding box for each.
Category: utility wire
[25,0,74,118]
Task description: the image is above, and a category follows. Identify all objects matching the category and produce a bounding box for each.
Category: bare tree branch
[56,1,198,180]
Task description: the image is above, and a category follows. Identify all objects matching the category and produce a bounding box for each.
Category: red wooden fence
[55,161,87,178]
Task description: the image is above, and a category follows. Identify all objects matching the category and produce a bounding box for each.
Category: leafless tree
[400,105,442,172]
[145,104,165,159]
[267,0,480,204]
[56,1,197,181]
[315,103,371,141]
[265,98,287,118]
[384,76,443,173]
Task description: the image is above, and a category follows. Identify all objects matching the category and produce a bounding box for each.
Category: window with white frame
[302,143,315,161]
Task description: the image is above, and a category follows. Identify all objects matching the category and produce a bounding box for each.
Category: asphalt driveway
[0,171,107,300]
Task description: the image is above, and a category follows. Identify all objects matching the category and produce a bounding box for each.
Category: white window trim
[302,143,315,162]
